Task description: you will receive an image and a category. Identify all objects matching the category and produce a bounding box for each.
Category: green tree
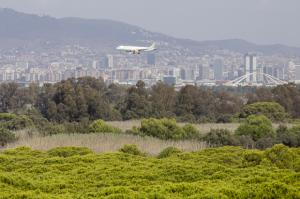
[150,82,176,118]
[137,118,199,140]
[203,129,240,147]
[276,125,300,147]
[119,81,152,120]
[272,83,300,118]
[36,77,120,122]
[175,85,216,122]
[248,87,274,104]
[0,127,16,146]
[241,102,288,122]
[235,115,274,141]
[0,82,20,112]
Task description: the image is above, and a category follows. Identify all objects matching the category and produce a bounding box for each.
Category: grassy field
[4,132,207,155]
[107,121,293,133]
[107,121,241,133]
[0,145,299,198]
[2,121,294,155]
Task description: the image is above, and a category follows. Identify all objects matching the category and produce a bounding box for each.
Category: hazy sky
[0,0,299,47]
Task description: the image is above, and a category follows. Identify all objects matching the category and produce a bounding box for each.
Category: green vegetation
[89,119,122,134]
[158,146,182,158]
[0,113,33,131]
[0,127,16,146]
[235,115,274,141]
[48,147,93,158]
[200,115,300,149]
[203,129,239,147]
[1,78,299,124]
[133,118,199,140]
[119,144,145,156]
[240,102,288,122]
[0,145,299,198]
[0,79,300,150]
[276,125,300,147]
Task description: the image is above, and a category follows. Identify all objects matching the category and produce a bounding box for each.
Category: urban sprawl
[1,44,300,87]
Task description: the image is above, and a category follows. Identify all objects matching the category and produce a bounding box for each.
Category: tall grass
[5,133,208,155]
[107,121,293,133]
[3,121,292,154]
[107,121,241,133]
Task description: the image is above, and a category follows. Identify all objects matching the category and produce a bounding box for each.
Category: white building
[245,54,257,83]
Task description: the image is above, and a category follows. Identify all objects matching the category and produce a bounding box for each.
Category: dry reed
[5,132,208,155]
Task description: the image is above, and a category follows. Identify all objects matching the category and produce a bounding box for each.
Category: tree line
[1,77,300,123]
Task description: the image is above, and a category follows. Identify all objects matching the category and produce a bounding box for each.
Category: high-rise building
[274,67,285,80]
[102,56,109,68]
[180,67,195,80]
[169,68,181,79]
[147,54,156,65]
[92,60,98,69]
[198,64,210,80]
[102,55,114,69]
[107,55,114,69]
[264,66,274,76]
[213,59,224,80]
[245,54,257,83]
[256,67,264,83]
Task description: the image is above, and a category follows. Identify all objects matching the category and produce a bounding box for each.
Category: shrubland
[0,145,299,198]
[0,77,300,150]
[89,119,122,134]
[128,118,200,140]
[202,115,300,149]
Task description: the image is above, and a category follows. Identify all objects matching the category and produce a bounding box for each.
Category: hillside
[1,8,300,55]
[0,145,299,198]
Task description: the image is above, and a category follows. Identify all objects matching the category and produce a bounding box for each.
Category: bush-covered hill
[0,145,299,198]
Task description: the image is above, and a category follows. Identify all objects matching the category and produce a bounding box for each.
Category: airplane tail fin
[149,43,156,49]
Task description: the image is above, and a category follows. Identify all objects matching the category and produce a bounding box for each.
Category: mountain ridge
[0,8,300,55]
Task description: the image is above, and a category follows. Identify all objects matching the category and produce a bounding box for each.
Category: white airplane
[116,43,156,54]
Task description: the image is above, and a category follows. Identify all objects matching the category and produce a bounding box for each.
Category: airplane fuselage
[116,43,156,54]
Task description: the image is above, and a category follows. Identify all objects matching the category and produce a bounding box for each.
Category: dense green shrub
[0,128,16,146]
[275,125,300,147]
[139,118,184,140]
[136,118,199,140]
[216,114,233,123]
[237,135,255,149]
[203,129,240,147]
[255,136,276,149]
[158,147,182,158]
[264,144,296,169]
[89,120,121,134]
[286,125,300,147]
[0,113,18,121]
[242,150,263,167]
[0,113,33,131]
[182,124,200,139]
[235,115,274,141]
[48,147,93,157]
[119,144,145,156]
[0,146,299,198]
[240,102,288,122]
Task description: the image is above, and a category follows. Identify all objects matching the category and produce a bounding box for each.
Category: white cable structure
[224,72,288,87]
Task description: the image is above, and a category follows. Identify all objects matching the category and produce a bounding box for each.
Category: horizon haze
[0,0,299,47]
